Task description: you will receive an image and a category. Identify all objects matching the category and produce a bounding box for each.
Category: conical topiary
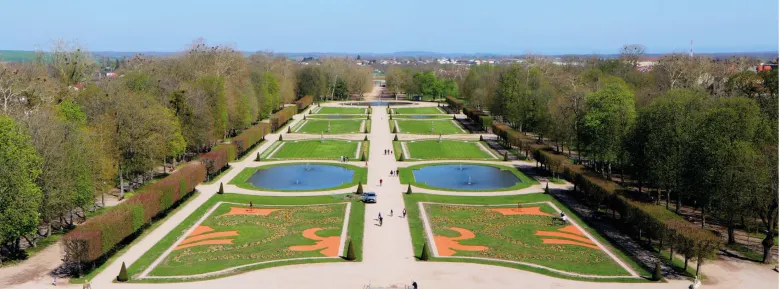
[652,263,662,281]
[303,115,307,120]
[544,182,550,194]
[420,242,430,261]
[256,152,261,161]
[479,135,483,141]
[453,115,456,120]
[345,239,356,261]
[218,182,224,194]
[367,115,370,120]
[279,134,283,141]
[406,184,412,194]
[287,126,292,133]
[364,135,368,141]
[392,126,397,133]
[356,183,363,195]
[361,152,366,161]
[393,134,398,141]
[389,115,392,120]
[399,154,405,161]
[503,151,509,161]
[364,127,369,133]
[117,262,128,282]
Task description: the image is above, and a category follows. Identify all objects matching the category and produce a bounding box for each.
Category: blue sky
[1,0,777,54]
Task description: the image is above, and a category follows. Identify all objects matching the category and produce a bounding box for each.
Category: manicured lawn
[392,120,465,134]
[127,194,365,282]
[294,119,365,134]
[401,140,497,160]
[403,193,651,282]
[398,162,537,192]
[264,140,362,160]
[393,107,445,114]
[307,115,368,119]
[314,107,367,114]
[392,115,453,120]
[229,162,368,192]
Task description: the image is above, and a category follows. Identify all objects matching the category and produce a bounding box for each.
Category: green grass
[70,192,201,284]
[127,194,365,282]
[294,119,365,134]
[264,140,361,160]
[229,162,368,192]
[306,115,368,119]
[657,245,700,278]
[392,119,465,135]
[392,107,445,114]
[403,193,652,282]
[401,140,498,160]
[424,202,630,276]
[392,115,453,120]
[314,107,367,114]
[398,162,538,192]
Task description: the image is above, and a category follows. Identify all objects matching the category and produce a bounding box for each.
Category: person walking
[379,215,383,226]
[403,208,407,218]
[380,179,383,186]
[390,209,394,216]
[390,170,394,176]
[378,212,382,219]
[396,169,399,176]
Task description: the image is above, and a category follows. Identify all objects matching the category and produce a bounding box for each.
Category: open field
[126,194,365,282]
[261,140,362,160]
[313,107,367,114]
[293,119,366,134]
[392,107,445,114]
[392,120,465,134]
[399,140,498,160]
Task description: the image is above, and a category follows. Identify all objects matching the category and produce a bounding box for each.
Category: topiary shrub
[278,134,283,141]
[420,242,430,261]
[303,115,307,120]
[652,263,662,281]
[398,154,405,161]
[256,152,261,161]
[361,152,366,161]
[393,134,398,141]
[389,115,392,120]
[544,182,550,194]
[453,115,456,120]
[479,135,483,141]
[356,183,363,195]
[503,151,508,161]
[364,127,369,133]
[218,182,224,194]
[364,135,368,141]
[117,262,128,282]
[392,126,397,133]
[345,239,356,261]
[287,126,291,133]
[406,184,412,194]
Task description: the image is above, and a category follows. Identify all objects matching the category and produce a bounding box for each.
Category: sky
[0,0,777,54]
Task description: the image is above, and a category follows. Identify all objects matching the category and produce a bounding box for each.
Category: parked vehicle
[361,192,377,203]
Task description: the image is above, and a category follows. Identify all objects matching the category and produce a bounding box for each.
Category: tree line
[455,48,778,264]
[0,39,372,262]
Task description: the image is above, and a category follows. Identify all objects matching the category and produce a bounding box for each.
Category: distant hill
[2,49,776,62]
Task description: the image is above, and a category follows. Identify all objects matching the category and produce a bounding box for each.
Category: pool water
[343,101,414,106]
[412,164,521,191]
[247,164,355,191]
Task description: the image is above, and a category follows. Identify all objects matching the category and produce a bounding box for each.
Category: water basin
[247,164,355,191]
[412,164,520,191]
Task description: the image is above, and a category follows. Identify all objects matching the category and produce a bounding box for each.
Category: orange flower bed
[175,239,235,250]
[180,231,239,245]
[534,231,594,244]
[189,225,214,237]
[220,207,283,216]
[433,227,488,256]
[489,207,553,216]
[557,225,585,236]
[540,239,600,250]
[174,226,239,250]
[288,228,341,257]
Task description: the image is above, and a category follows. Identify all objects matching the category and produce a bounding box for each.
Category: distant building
[756,58,778,72]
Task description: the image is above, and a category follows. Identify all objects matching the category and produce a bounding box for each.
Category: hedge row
[233,123,270,156]
[445,96,464,112]
[202,123,270,175]
[528,139,721,263]
[296,95,313,112]
[463,106,492,129]
[63,161,207,263]
[270,106,297,131]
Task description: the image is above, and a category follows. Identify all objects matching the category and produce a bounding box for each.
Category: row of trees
[297,58,373,101]
[459,48,778,264]
[0,39,372,262]
[385,67,458,100]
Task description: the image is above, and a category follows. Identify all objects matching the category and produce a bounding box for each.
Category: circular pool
[247,164,355,191]
[411,164,521,191]
[343,101,414,106]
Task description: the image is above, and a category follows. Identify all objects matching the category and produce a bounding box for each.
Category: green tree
[0,116,42,253]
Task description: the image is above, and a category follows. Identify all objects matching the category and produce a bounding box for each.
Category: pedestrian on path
[380,179,383,186]
[390,209,393,216]
[396,169,399,176]
[52,277,57,286]
[379,215,383,226]
[378,212,382,220]
[390,170,394,176]
[402,208,407,218]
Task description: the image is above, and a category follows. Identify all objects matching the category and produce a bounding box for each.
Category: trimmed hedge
[63,161,207,263]
[213,143,238,162]
[270,106,297,131]
[296,95,313,112]
[232,123,270,157]
[463,106,492,130]
[199,151,228,176]
[445,96,463,112]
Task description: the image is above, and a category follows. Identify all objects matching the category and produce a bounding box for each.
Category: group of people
[389,169,399,176]
[383,149,393,155]
[339,155,350,162]
[377,209,407,226]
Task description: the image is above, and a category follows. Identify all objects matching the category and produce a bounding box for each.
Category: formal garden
[292,119,368,134]
[393,139,499,160]
[312,107,368,115]
[125,194,364,281]
[404,193,649,281]
[390,119,466,134]
[391,107,445,115]
[258,139,369,161]
[229,162,368,192]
